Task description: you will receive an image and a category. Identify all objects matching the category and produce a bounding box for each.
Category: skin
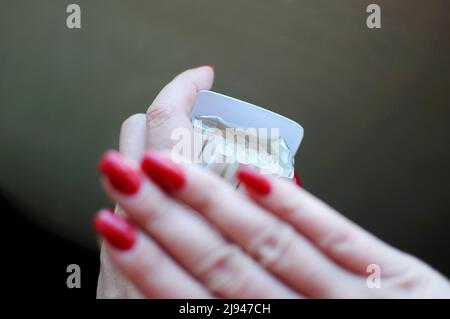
[96,66,450,298]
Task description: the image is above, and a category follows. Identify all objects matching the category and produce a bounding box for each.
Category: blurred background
[1,0,449,297]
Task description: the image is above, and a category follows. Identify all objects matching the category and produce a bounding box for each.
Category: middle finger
[141,150,364,298]
[99,150,298,298]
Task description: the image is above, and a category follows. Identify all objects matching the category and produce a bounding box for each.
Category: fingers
[140,151,363,298]
[115,113,147,215]
[96,113,148,298]
[237,168,410,276]
[98,151,299,298]
[119,113,147,164]
[146,66,214,150]
[94,209,212,298]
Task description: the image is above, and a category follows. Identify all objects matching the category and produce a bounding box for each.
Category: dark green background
[1,0,449,276]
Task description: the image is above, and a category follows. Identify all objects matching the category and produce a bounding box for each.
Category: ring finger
[98,150,300,298]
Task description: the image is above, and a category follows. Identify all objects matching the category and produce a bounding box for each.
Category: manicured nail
[141,151,186,191]
[93,209,136,250]
[236,167,272,195]
[293,170,302,188]
[197,64,214,70]
[98,150,141,195]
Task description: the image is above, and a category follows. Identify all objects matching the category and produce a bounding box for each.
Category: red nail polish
[197,64,214,70]
[93,209,136,250]
[98,150,141,195]
[236,167,272,195]
[141,151,185,191]
[293,170,302,188]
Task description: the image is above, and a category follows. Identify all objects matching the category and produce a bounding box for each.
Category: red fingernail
[98,150,141,195]
[93,209,136,250]
[236,167,272,195]
[293,170,302,188]
[197,64,214,70]
[141,151,186,191]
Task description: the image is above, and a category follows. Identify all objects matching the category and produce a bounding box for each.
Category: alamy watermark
[66,4,380,30]
[366,4,381,29]
[66,264,81,288]
[169,122,286,173]
[66,4,81,29]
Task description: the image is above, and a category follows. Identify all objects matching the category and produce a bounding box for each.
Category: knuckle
[146,103,174,129]
[195,245,251,297]
[276,197,302,219]
[130,240,166,281]
[128,185,171,230]
[249,222,296,268]
[190,176,223,213]
[380,254,432,295]
[376,266,427,298]
[319,228,357,257]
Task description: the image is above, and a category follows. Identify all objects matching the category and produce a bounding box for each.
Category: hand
[95,149,450,298]
[95,67,450,298]
[95,66,214,298]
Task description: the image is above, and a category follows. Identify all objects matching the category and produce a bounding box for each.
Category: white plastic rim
[189,90,304,157]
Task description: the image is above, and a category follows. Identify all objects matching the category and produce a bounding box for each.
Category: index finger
[146,66,214,150]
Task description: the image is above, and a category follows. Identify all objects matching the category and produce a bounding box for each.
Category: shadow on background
[1,189,98,298]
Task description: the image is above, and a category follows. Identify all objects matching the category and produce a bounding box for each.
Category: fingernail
[293,170,302,188]
[197,64,214,70]
[93,209,136,250]
[98,150,141,195]
[141,151,185,191]
[236,167,272,195]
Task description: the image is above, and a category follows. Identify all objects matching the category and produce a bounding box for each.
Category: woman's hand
[94,149,450,298]
[95,66,450,298]
[96,66,214,298]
